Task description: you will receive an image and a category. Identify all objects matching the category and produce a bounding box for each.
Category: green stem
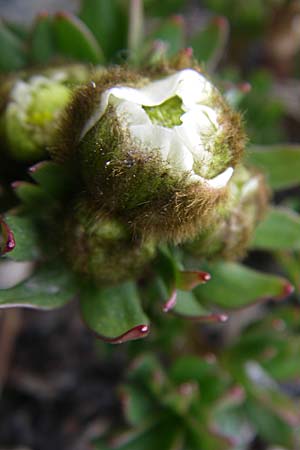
[128,0,144,64]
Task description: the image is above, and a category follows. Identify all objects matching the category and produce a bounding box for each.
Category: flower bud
[3,73,72,160]
[61,66,245,243]
[62,199,156,285]
[185,166,269,260]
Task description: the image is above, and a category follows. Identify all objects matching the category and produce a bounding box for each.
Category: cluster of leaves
[1,1,300,448]
[96,306,300,449]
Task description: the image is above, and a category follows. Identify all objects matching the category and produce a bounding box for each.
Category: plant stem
[128,0,144,64]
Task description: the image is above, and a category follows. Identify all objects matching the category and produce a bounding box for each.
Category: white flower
[80,69,233,189]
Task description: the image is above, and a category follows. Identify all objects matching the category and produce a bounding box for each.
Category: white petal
[130,124,173,160]
[206,167,234,189]
[115,100,151,127]
[167,135,194,173]
[80,69,216,139]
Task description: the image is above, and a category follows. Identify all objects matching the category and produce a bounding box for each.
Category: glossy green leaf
[29,13,56,64]
[2,214,40,261]
[0,262,76,309]
[0,19,27,72]
[190,16,229,70]
[80,282,149,343]
[196,262,293,309]
[246,145,300,190]
[251,207,300,250]
[53,12,104,64]
[79,0,127,59]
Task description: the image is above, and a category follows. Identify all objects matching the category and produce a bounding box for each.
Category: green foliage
[247,145,300,190]
[80,282,150,343]
[1,2,300,448]
[0,261,77,309]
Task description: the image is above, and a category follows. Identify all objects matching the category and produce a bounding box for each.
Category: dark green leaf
[97,416,182,450]
[12,181,52,210]
[196,262,293,309]
[53,12,104,64]
[79,0,127,59]
[189,16,229,70]
[29,13,56,64]
[251,207,300,250]
[29,161,75,200]
[246,145,300,190]
[80,282,149,343]
[0,19,27,72]
[0,262,76,309]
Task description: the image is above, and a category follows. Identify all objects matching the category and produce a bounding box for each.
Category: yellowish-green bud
[62,199,156,285]
[185,166,269,260]
[60,66,245,242]
[4,74,72,160]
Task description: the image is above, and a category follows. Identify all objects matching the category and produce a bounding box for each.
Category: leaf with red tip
[177,270,211,291]
[169,290,228,323]
[53,12,104,63]
[80,282,150,343]
[1,214,39,261]
[0,216,15,255]
[189,16,229,71]
[0,262,76,309]
[196,262,294,309]
[246,145,300,190]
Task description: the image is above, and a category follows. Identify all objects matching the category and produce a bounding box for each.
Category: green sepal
[53,12,104,64]
[79,281,150,343]
[196,262,294,309]
[246,145,300,190]
[0,261,77,309]
[251,207,300,251]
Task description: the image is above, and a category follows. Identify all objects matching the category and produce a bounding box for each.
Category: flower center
[143,96,184,128]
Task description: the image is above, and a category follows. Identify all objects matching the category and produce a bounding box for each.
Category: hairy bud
[62,199,156,285]
[60,66,245,243]
[185,166,269,260]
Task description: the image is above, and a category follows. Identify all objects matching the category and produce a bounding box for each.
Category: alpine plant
[0,58,294,342]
